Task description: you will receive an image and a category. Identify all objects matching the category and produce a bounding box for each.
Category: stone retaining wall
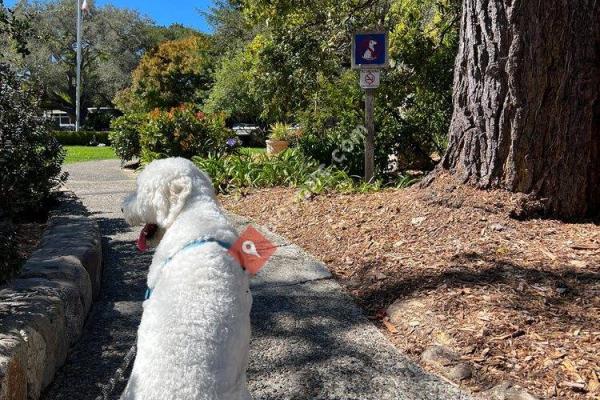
[0,215,102,399]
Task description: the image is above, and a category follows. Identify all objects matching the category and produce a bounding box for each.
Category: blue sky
[6,0,215,32]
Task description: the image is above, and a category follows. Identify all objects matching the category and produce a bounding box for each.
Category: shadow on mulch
[354,251,600,322]
[219,181,600,399]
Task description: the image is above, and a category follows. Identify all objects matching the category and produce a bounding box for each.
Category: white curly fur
[121,157,252,400]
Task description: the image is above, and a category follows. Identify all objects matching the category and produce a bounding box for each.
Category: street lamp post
[75,0,82,132]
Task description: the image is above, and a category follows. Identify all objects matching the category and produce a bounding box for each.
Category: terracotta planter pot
[266,140,289,155]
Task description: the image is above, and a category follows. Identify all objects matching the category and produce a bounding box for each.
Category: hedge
[52,131,111,146]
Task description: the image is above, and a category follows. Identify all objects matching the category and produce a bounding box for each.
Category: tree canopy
[5,0,200,121]
[114,34,214,113]
[204,0,459,171]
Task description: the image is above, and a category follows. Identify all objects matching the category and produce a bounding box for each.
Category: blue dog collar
[144,237,234,300]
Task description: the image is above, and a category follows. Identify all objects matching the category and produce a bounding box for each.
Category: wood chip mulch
[220,174,600,399]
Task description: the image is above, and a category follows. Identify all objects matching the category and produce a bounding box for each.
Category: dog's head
[122,157,214,250]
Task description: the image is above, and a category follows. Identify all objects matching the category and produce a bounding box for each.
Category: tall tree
[0,0,28,59]
[114,35,214,113]
[10,0,156,121]
[204,0,254,55]
[433,0,599,218]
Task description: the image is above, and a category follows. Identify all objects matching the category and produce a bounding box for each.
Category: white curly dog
[120,157,252,400]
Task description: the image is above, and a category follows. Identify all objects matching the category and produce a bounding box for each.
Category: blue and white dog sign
[352,31,389,69]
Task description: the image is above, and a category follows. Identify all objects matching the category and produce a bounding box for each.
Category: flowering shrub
[224,137,242,155]
[138,104,230,164]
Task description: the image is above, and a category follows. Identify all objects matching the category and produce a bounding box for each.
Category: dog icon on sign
[362,39,378,60]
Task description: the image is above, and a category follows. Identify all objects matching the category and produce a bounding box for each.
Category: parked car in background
[44,107,120,131]
[45,110,75,130]
[232,123,263,146]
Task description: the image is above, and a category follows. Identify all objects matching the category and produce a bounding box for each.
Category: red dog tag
[228,226,276,274]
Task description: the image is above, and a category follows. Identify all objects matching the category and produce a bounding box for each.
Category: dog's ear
[155,176,192,227]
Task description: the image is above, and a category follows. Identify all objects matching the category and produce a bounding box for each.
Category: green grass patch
[239,147,266,156]
[64,146,117,164]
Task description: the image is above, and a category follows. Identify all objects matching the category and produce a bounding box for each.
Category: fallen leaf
[570,243,599,250]
[382,318,399,334]
[560,381,587,392]
[496,246,510,255]
[541,248,557,260]
[490,223,506,231]
[494,330,526,340]
[551,351,568,360]
[569,259,588,268]
[436,331,453,346]
[562,359,577,373]
[588,371,600,393]
[411,216,426,226]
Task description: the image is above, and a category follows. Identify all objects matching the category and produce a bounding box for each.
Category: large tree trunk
[436,0,599,218]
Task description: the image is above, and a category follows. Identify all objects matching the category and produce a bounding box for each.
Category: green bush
[297,127,365,177]
[295,72,367,176]
[52,130,111,146]
[192,149,380,195]
[298,108,441,181]
[194,149,319,192]
[139,104,230,164]
[0,216,20,282]
[83,109,121,131]
[0,64,66,218]
[110,113,145,161]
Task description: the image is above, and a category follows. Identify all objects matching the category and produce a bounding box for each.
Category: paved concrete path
[42,159,470,400]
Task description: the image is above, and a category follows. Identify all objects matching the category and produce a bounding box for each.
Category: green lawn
[240,147,266,156]
[63,145,264,164]
[64,146,117,164]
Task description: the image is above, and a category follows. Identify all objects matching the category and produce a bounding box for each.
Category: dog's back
[121,244,252,400]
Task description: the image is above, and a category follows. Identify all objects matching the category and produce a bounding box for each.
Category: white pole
[75,0,82,132]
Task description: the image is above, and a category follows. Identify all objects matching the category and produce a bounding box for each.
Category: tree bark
[436,0,600,218]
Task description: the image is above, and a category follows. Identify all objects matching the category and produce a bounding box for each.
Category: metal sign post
[352,31,388,182]
[363,88,375,181]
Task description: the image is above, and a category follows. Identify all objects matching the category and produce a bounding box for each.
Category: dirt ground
[221,174,600,399]
[15,221,46,260]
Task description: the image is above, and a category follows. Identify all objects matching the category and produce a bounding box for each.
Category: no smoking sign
[360,70,380,89]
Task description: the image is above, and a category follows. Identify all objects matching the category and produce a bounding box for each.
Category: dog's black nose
[121,207,124,212]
